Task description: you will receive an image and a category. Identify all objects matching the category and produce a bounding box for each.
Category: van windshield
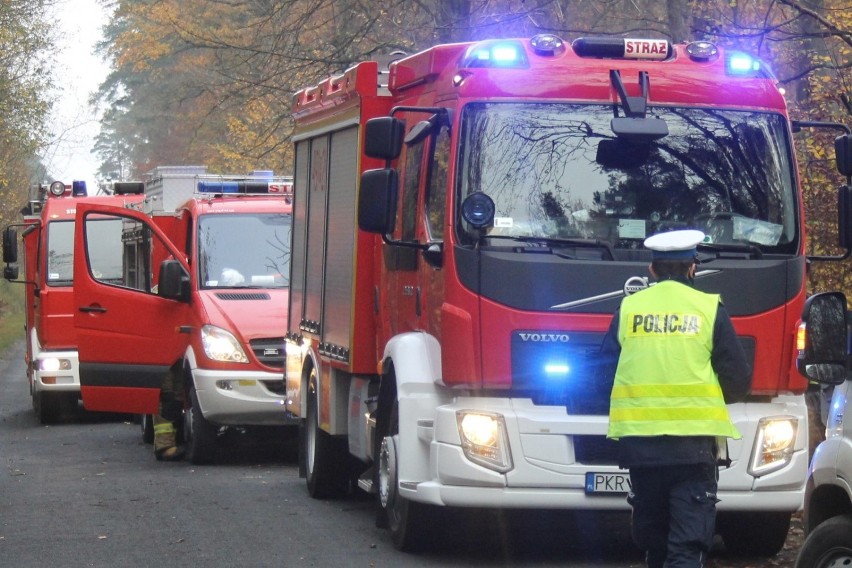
[457,103,798,255]
[198,213,291,289]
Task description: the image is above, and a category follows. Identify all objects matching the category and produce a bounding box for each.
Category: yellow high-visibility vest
[607,280,740,440]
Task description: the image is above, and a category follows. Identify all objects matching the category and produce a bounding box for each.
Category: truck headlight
[456,411,513,472]
[201,325,248,363]
[748,416,797,476]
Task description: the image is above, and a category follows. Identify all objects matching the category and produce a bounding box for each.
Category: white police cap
[644,229,705,259]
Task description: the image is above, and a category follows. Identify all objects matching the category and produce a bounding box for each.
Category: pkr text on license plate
[585,472,631,494]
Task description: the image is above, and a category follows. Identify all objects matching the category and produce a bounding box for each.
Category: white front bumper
[192,368,294,426]
[33,350,79,393]
[397,395,807,512]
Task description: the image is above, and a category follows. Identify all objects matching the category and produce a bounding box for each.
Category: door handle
[79,306,107,313]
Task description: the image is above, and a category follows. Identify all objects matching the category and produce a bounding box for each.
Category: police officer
[600,229,751,568]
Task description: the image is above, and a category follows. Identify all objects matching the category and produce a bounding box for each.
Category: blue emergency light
[197,180,274,194]
[727,52,762,75]
[72,180,87,197]
[461,40,529,69]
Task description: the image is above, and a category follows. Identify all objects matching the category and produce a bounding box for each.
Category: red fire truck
[68,166,294,463]
[285,35,851,553]
[2,180,144,423]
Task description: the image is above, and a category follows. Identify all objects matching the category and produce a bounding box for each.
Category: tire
[304,370,350,499]
[717,511,791,557]
[377,399,433,552]
[184,384,217,465]
[795,515,852,568]
[140,414,154,444]
[34,391,63,425]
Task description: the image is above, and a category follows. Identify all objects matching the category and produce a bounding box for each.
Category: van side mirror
[797,292,849,385]
[158,259,190,302]
[3,227,17,264]
[364,117,405,160]
[358,169,398,234]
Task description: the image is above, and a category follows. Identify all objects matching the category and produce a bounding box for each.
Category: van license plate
[585,472,631,494]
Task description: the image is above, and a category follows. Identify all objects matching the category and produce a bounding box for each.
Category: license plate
[585,472,631,494]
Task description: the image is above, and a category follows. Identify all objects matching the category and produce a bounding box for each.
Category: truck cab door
[74,203,192,414]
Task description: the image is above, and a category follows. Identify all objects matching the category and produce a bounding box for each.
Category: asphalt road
[0,341,802,567]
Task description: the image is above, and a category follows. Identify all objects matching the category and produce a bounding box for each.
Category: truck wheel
[140,414,154,444]
[34,392,63,424]
[184,384,217,465]
[794,514,852,568]
[304,372,349,499]
[377,401,433,552]
[717,511,791,557]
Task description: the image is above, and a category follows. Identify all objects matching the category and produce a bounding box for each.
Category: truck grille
[574,435,619,465]
[249,337,285,368]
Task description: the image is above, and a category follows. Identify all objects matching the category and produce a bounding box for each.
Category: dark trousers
[627,463,719,568]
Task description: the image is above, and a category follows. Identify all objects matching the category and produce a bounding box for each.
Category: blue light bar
[197,181,274,194]
[461,40,529,69]
[727,52,761,75]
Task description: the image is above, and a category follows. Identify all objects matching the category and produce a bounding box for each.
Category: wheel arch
[805,482,852,534]
[378,332,447,484]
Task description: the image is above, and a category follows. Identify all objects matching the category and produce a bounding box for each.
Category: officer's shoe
[155,445,186,462]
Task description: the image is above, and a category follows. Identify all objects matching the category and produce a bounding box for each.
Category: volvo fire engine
[2,180,144,423]
[284,35,851,553]
[67,166,294,463]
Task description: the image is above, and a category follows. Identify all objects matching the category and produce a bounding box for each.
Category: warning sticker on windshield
[618,219,646,239]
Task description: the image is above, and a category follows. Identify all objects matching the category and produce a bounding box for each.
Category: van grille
[215,292,271,301]
[249,337,285,368]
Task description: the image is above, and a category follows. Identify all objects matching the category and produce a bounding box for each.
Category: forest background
[0,0,850,350]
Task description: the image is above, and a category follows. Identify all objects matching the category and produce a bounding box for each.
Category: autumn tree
[0,0,55,226]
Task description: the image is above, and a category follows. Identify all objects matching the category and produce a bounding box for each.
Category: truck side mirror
[4,265,18,280]
[797,291,849,385]
[158,259,190,302]
[358,169,398,234]
[364,117,405,160]
[3,227,17,264]
[839,185,852,249]
[836,133,852,177]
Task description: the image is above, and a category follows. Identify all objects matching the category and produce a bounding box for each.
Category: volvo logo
[518,333,570,342]
[623,276,649,296]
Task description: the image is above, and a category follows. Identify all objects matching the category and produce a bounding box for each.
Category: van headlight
[456,411,513,472]
[748,416,797,476]
[201,325,248,363]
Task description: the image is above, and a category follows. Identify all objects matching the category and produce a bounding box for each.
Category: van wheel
[184,384,217,465]
[304,370,349,499]
[795,515,852,568]
[377,400,433,551]
[717,511,790,557]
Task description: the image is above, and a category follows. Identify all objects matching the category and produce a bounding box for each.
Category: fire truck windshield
[457,103,798,255]
[198,213,291,289]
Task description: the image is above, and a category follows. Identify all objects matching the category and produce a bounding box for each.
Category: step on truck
[794,133,852,568]
[2,180,144,423]
[284,35,852,553]
[67,166,295,463]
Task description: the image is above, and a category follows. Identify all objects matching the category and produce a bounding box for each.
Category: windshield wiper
[482,235,615,260]
[697,241,763,260]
